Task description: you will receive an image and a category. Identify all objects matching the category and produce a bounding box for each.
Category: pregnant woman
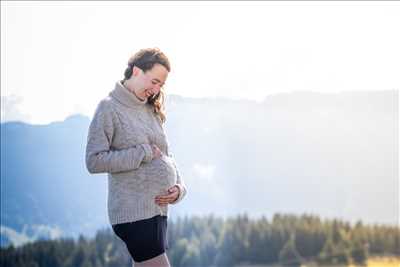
[85,48,187,266]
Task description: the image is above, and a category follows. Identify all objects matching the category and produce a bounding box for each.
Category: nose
[153,84,162,93]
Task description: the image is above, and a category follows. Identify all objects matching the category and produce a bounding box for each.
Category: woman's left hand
[155,185,180,206]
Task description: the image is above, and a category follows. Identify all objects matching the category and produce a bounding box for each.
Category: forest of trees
[1,213,399,267]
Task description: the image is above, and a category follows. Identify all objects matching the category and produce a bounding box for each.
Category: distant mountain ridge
[1,90,398,247]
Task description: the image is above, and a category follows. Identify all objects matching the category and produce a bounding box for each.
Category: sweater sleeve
[168,150,187,204]
[85,100,153,174]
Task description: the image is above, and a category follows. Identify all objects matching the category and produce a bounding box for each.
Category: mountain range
[1,90,398,247]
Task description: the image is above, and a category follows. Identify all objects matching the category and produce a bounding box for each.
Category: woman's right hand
[151,144,162,159]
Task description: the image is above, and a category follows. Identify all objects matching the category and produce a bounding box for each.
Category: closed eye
[152,79,165,87]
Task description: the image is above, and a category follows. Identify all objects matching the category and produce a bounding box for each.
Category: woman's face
[133,63,168,100]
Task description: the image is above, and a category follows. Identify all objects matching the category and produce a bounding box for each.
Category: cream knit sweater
[85,81,187,225]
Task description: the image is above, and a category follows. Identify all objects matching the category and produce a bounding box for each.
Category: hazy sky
[1,1,400,124]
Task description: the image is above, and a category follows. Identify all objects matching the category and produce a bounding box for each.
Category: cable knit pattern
[85,81,187,225]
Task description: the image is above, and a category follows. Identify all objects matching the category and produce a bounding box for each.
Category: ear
[132,66,142,77]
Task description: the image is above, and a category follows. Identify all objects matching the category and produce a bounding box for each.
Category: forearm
[170,162,187,204]
[86,143,153,174]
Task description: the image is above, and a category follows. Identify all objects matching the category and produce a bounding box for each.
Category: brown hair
[122,48,171,123]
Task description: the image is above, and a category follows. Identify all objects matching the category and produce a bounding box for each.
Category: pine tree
[317,236,338,265]
[351,240,368,266]
[278,233,303,267]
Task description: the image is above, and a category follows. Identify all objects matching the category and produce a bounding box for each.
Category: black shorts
[111,215,169,262]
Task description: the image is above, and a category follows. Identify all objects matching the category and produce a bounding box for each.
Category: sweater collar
[110,81,147,108]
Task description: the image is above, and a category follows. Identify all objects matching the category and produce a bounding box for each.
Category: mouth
[145,90,153,98]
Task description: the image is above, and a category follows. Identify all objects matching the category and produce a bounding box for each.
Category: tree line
[1,213,399,267]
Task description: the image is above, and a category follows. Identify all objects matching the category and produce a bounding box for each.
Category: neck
[122,80,145,101]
